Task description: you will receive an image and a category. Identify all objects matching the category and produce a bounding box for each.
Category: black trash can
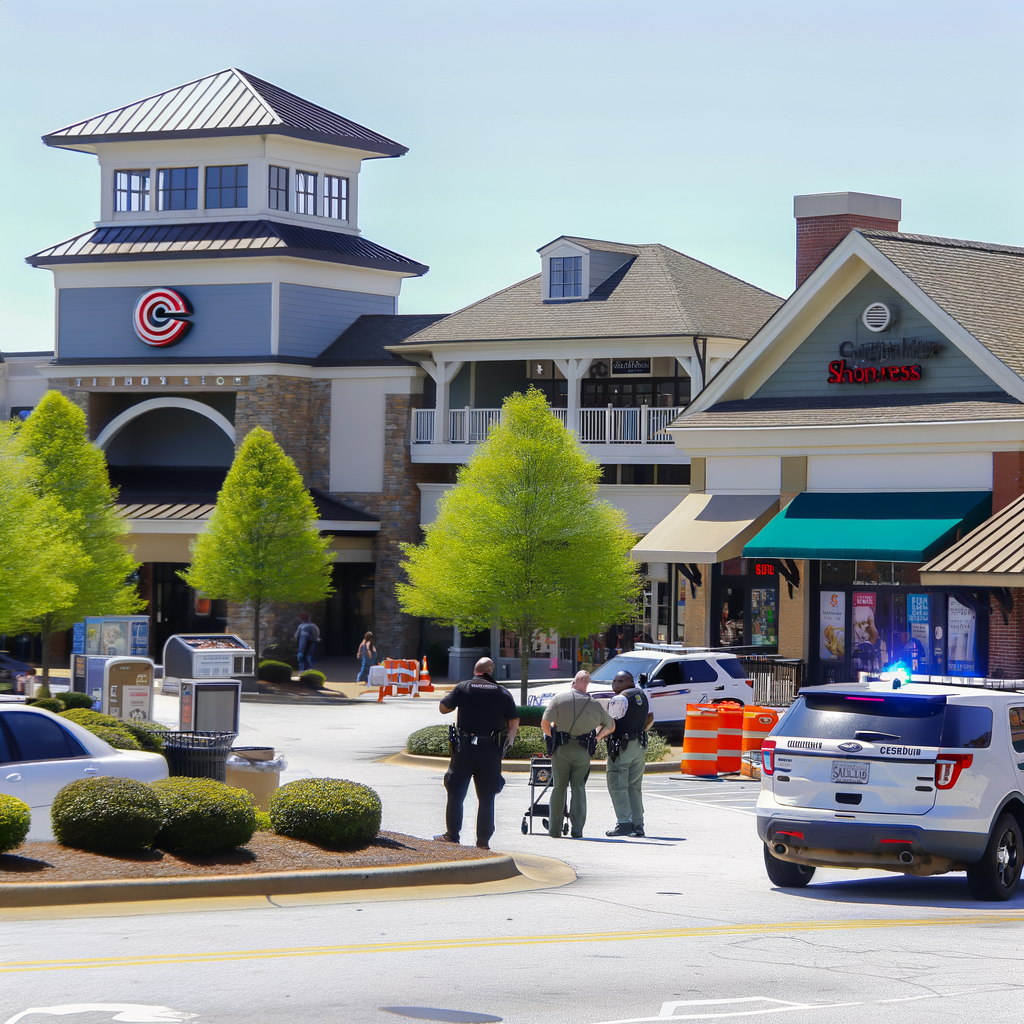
[162,731,238,783]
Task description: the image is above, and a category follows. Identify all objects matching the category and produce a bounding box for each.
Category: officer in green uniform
[541,671,615,838]
[604,670,654,837]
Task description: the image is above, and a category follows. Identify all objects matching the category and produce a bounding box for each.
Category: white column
[554,357,591,435]
[676,355,700,398]
[423,360,464,443]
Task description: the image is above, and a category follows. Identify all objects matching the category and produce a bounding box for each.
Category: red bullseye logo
[132,288,193,347]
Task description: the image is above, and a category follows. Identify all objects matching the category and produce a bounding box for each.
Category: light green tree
[181,427,335,661]
[0,422,82,638]
[398,388,641,703]
[16,391,143,682]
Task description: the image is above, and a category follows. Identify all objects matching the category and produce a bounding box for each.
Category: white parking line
[645,793,757,816]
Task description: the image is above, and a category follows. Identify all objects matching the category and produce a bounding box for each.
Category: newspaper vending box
[179,679,242,733]
[101,657,155,722]
[162,634,255,695]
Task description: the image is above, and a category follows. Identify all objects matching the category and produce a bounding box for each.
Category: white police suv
[757,680,1024,900]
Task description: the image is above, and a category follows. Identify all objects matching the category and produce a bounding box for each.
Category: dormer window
[205,165,248,209]
[295,171,317,215]
[549,256,582,298]
[114,170,150,212]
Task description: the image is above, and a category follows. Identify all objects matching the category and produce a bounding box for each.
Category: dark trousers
[445,740,502,842]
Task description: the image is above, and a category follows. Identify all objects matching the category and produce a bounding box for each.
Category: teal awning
[742,491,992,562]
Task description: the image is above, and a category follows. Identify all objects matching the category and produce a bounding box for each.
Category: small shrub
[298,669,326,689]
[507,725,546,759]
[51,777,162,853]
[153,778,256,855]
[92,726,142,751]
[515,705,545,727]
[59,691,98,711]
[270,778,381,847]
[35,682,51,699]
[258,660,294,684]
[26,698,66,714]
[0,793,31,853]
[407,724,451,756]
[60,708,119,728]
[122,720,167,752]
[59,708,141,750]
[255,810,272,831]
[595,730,669,763]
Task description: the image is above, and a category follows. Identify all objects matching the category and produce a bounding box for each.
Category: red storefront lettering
[827,359,922,384]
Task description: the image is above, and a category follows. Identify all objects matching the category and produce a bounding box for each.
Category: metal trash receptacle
[225,746,287,811]
[162,730,237,783]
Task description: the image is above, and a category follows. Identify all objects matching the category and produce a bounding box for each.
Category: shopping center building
[637,192,1024,682]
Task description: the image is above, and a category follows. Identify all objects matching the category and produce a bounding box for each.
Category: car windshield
[776,693,993,748]
[590,656,662,683]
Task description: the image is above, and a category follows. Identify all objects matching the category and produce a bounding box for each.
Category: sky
[1,0,1022,352]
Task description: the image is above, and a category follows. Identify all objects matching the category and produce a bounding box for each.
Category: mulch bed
[0,831,498,884]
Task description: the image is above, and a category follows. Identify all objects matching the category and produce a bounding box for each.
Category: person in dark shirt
[437,657,519,849]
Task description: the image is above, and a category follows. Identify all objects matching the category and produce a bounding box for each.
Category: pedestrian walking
[356,631,376,682]
[541,670,614,839]
[604,670,653,837]
[437,657,519,849]
[293,613,321,672]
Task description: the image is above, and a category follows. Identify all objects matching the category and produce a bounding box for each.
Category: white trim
[37,363,421,382]
[124,519,207,534]
[270,279,280,356]
[95,397,236,449]
[318,520,379,531]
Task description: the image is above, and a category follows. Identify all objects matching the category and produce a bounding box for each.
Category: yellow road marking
[1,914,1022,973]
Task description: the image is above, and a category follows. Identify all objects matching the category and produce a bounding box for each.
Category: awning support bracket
[678,562,703,599]
[992,587,1014,626]
[778,558,801,599]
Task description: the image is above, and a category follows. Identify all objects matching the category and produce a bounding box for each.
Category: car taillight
[935,752,973,790]
[745,678,754,688]
[761,739,777,775]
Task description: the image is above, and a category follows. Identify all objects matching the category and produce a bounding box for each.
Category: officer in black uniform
[604,669,654,837]
[437,657,519,849]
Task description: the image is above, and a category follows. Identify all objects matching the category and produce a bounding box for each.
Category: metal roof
[43,69,406,157]
[316,314,448,366]
[26,220,428,275]
[920,493,1024,585]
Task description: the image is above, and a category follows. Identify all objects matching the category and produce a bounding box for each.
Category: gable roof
[397,238,783,347]
[43,68,406,157]
[316,314,448,366]
[26,220,428,275]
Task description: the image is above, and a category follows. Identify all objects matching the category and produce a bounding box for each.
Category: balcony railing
[413,405,680,445]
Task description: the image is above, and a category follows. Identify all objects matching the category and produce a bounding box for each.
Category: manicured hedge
[26,698,65,714]
[152,777,256,855]
[507,725,546,759]
[299,670,326,689]
[254,810,273,831]
[51,777,163,853]
[258,660,293,684]
[407,724,451,756]
[514,705,545,727]
[58,691,98,711]
[58,708,166,752]
[595,731,669,763]
[269,778,381,847]
[0,793,30,853]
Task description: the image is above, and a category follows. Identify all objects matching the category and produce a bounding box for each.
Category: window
[157,167,198,210]
[268,166,289,211]
[205,165,248,209]
[295,171,317,215]
[114,170,150,212]
[549,256,583,298]
[3,712,86,761]
[650,662,681,687]
[683,660,719,684]
[0,719,12,763]
[324,174,348,219]
[719,659,748,680]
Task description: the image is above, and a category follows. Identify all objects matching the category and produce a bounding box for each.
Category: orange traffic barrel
[716,702,744,774]
[680,704,720,776]
[742,706,780,754]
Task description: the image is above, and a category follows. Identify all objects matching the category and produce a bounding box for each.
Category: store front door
[713,560,779,652]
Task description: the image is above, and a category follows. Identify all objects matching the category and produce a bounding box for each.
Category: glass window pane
[5,712,84,761]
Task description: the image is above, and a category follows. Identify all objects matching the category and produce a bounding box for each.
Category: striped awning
[920,493,1024,585]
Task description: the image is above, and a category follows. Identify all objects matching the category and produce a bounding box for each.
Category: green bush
[51,777,163,853]
[298,669,326,689]
[508,725,547,759]
[269,778,381,847]
[255,810,273,831]
[58,691,98,710]
[595,730,669,763]
[152,777,256,855]
[91,726,142,750]
[59,708,141,750]
[515,705,545,727]
[60,707,119,728]
[0,793,31,853]
[258,660,294,684]
[27,698,66,714]
[407,724,451,756]
[122,720,167,752]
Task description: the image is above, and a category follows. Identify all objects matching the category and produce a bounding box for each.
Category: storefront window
[751,588,777,646]
[821,560,922,587]
[720,587,744,647]
[821,560,854,586]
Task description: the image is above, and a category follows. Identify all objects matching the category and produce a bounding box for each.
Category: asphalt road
[3,694,1024,1024]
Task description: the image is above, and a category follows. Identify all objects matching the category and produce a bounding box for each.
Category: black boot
[605,823,634,837]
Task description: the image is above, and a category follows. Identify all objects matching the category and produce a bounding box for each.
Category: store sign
[948,596,977,675]
[132,288,193,347]
[828,359,921,384]
[611,358,651,376]
[753,563,775,576]
[839,339,940,363]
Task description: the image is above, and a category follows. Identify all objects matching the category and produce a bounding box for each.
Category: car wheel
[967,813,1023,901]
[763,843,816,888]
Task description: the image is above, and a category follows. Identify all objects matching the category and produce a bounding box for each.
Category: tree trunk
[40,614,53,687]
[519,630,532,706]
[253,598,261,677]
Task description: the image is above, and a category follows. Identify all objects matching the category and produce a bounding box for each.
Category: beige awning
[920,493,1024,586]
[632,492,779,563]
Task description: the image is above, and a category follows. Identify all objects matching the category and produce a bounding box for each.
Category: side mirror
[637,672,649,687]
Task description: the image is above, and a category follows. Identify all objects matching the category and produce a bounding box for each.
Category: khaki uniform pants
[550,740,591,837]
[606,738,645,827]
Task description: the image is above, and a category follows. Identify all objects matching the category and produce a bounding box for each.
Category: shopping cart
[520,756,569,835]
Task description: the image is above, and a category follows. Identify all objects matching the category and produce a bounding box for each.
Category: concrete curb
[0,855,521,908]
[386,752,679,774]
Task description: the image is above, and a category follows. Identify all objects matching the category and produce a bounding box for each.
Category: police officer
[541,670,615,839]
[604,670,654,837]
[437,657,519,850]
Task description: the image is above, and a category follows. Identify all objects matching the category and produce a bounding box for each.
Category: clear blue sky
[2,0,1022,351]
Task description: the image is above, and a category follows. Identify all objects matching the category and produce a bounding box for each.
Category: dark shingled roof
[26,221,428,275]
[861,230,1024,379]
[399,237,783,346]
[43,68,406,157]
[672,391,1024,430]
[316,314,449,366]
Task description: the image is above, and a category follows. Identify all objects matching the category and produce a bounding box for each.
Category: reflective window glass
[4,712,86,761]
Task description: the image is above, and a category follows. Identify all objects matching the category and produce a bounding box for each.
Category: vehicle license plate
[831,760,870,784]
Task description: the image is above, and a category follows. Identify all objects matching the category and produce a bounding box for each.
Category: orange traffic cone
[420,656,431,687]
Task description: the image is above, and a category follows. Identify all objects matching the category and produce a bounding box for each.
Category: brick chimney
[794,192,901,288]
